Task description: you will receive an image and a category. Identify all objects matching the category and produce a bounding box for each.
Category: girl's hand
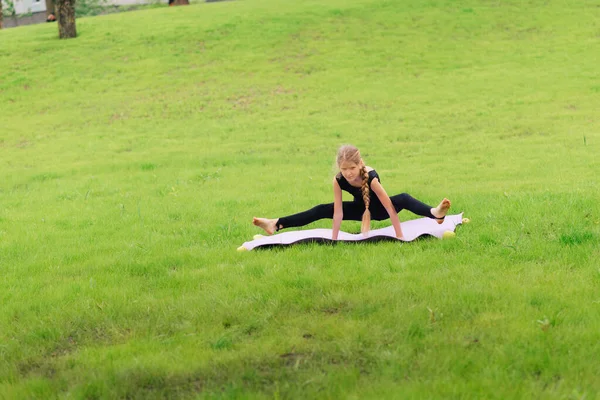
[395,228,404,240]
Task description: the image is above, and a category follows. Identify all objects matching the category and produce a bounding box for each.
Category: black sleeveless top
[336,170,381,206]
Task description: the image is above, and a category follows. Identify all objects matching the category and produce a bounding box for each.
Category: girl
[253,145,451,240]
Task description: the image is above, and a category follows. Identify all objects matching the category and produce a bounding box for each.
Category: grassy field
[1,0,600,398]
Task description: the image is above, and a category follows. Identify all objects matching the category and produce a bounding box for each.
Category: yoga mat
[239,213,465,251]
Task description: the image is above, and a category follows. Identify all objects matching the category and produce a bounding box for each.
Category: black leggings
[277,193,436,230]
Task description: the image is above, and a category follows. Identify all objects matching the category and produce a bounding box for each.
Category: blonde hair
[336,145,371,235]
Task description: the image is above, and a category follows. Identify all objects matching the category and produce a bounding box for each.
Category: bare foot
[252,217,277,235]
[431,198,451,223]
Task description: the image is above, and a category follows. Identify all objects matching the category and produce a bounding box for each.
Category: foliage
[75,0,107,17]
[76,0,165,17]
[1,0,16,17]
[1,0,600,398]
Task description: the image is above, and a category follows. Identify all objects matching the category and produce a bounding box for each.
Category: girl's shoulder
[366,167,380,184]
[365,166,378,177]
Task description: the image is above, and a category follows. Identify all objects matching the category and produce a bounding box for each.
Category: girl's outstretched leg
[274,203,335,231]
[390,193,451,223]
[252,203,334,235]
[253,202,364,234]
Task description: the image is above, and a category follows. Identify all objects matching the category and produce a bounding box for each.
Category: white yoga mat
[240,213,464,250]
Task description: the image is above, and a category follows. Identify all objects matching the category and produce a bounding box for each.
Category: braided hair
[359,163,371,234]
[336,145,371,235]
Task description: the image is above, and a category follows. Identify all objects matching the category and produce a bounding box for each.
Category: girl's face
[339,160,362,183]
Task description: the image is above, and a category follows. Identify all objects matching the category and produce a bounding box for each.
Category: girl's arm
[370,178,404,239]
[332,178,344,240]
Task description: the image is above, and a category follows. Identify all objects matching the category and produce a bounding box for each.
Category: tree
[1,0,3,30]
[55,0,76,38]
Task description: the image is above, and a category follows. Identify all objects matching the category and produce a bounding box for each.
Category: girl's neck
[347,175,366,187]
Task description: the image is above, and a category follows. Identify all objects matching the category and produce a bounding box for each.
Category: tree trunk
[1,0,3,30]
[55,0,76,39]
[170,0,189,6]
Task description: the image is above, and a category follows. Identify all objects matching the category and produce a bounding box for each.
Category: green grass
[1,0,600,398]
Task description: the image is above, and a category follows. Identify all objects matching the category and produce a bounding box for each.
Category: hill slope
[1,0,599,398]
